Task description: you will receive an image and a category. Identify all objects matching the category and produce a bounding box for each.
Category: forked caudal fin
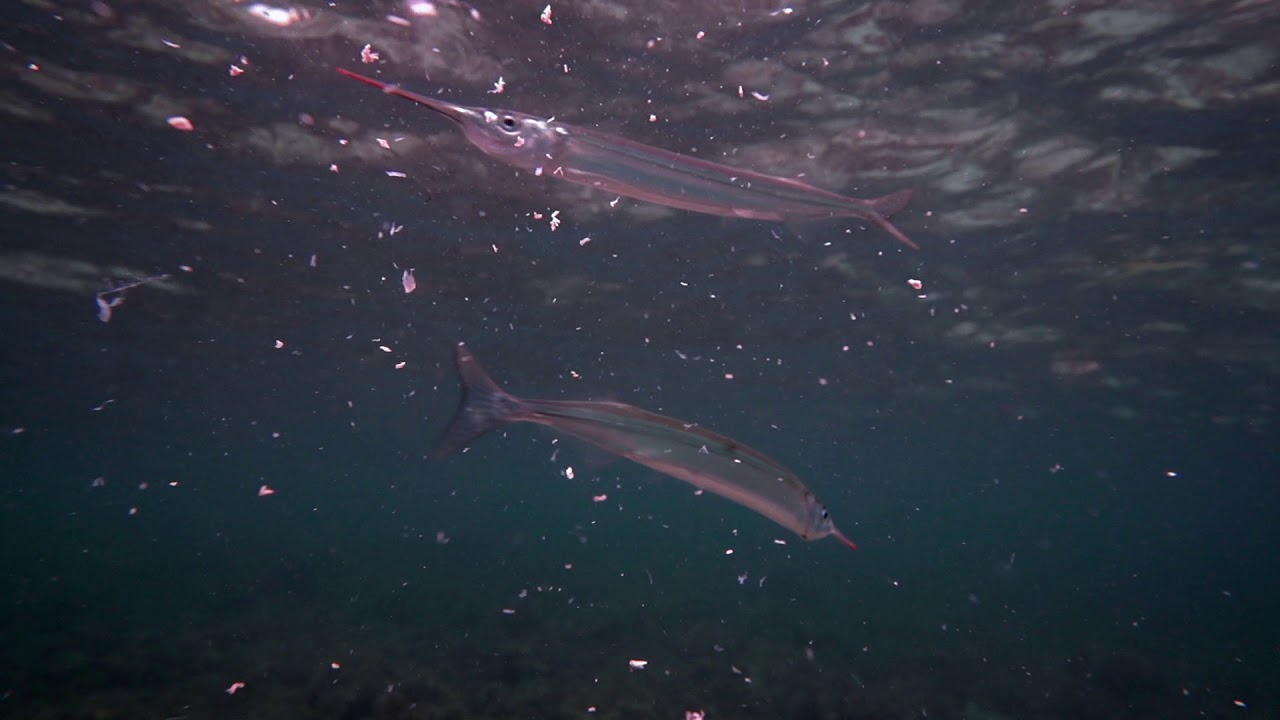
[863,189,918,250]
[435,344,525,459]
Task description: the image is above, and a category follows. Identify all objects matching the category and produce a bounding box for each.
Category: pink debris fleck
[274,339,285,349]
[686,711,706,720]
[167,116,194,131]
[258,484,275,497]
[907,278,923,290]
[402,269,417,294]
[226,682,246,695]
[360,44,380,64]
[540,4,553,25]
[592,494,608,502]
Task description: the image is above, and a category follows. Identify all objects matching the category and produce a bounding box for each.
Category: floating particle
[274,339,285,349]
[385,170,407,178]
[579,237,591,246]
[95,294,123,322]
[167,116,194,131]
[408,2,437,17]
[360,44,380,64]
[686,712,705,720]
[489,75,505,94]
[225,682,246,695]
[402,269,417,293]
[565,466,575,480]
[907,278,923,290]
[502,608,516,615]
[330,662,341,669]
[540,5,553,25]
[592,494,608,502]
[229,64,245,76]
[628,659,648,670]
[246,3,308,26]
[258,484,276,496]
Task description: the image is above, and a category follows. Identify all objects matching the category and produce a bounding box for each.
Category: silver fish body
[437,343,858,549]
[338,68,917,250]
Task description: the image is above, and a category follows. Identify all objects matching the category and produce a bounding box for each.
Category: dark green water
[2,1,1278,718]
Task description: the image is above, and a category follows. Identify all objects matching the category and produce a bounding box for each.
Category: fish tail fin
[864,189,919,250]
[435,343,525,459]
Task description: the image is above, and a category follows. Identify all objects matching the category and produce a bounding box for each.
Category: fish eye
[821,509,829,519]
[499,116,519,132]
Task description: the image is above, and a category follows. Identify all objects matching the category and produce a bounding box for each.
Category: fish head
[801,492,858,550]
[334,70,566,173]
[448,108,568,172]
[799,492,837,538]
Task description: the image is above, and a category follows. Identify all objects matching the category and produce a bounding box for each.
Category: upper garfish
[436,343,859,550]
[337,68,918,249]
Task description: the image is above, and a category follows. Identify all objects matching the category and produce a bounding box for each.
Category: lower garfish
[436,343,858,550]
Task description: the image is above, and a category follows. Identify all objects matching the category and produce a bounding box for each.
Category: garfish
[436,343,858,550]
[337,68,917,250]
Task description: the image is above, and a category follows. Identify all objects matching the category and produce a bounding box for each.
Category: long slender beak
[336,67,471,124]
[832,528,859,551]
